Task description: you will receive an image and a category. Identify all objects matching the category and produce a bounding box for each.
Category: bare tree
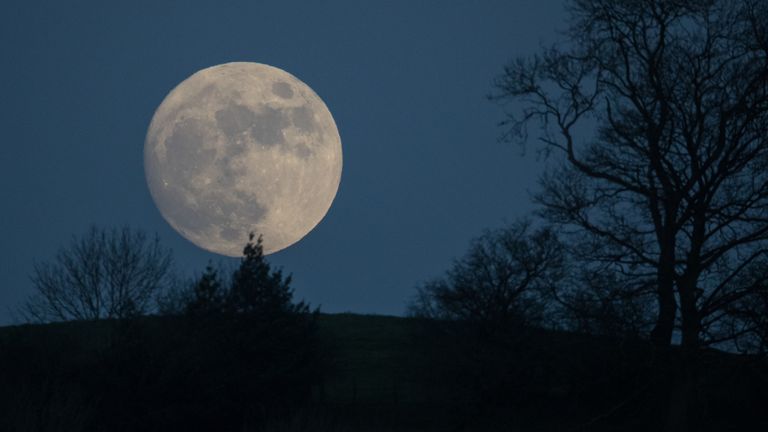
[556,264,655,338]
[492,0,768,352]
[23,226,173,322]
[408,221,564,409]
[715,258,768,355]
[410,220,563,328]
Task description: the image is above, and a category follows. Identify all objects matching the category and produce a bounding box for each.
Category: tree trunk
[664,275,701,432]
[650,264,677,347]
[650,279,682,431]
[651,220,679,347]
[679,282,700,351]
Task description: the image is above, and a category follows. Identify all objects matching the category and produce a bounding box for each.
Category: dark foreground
[0,313,766,431]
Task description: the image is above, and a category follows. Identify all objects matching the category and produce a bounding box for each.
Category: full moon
[144,62,342,256]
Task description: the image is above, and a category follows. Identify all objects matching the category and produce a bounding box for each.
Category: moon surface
[144,62,342,256]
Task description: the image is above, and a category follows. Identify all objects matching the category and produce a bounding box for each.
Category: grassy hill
[0,313,450,431]
[0,313,423,404]
[317,313,426,403]
[1,313,766,431]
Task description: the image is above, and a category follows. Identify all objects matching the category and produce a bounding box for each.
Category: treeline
[1,224,767,431]
[407,221,768,430]
[0,232,320,432]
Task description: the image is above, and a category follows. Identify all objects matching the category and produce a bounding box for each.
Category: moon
[144,62,342,256]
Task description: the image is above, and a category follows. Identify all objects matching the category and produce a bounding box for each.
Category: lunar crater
[215,104,256,137]
[290,106,317,134]
[249,106,289,146]
[272,81,294,99]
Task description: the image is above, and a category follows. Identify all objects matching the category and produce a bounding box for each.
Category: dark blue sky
[0,0,566,323]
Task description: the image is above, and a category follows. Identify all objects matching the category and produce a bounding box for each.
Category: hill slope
[1,313,767,431]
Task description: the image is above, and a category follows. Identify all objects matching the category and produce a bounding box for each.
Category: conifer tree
[227,233,308,316]
[185,264,225,316]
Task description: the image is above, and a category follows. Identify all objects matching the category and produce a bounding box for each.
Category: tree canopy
[23,226,172,322]
[493,0,768,351]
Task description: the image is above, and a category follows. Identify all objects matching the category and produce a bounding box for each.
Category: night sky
[0,0,566,324]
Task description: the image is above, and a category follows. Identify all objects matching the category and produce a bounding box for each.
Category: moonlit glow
[144,62,342,256]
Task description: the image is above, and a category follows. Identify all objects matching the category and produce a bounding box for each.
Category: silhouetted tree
[37,232,321,431]
[556,266,655,338]
[22,226,173,322]
[493,2,768,429]
[492,0,768,354]
[716,259,768,354]
[184,263,226,317]
[409,221,564,407]
[212,232,319,427]
[227,233,310,317]
[410,220,563,328]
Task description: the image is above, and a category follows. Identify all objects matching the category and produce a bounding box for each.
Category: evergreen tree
[185,263,225,316]
[227,233,308,316]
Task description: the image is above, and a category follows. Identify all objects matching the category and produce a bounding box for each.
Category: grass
[0,312,424,404]
[0,313,455,431]
[1,313,767,431]
[317,313,428,403]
